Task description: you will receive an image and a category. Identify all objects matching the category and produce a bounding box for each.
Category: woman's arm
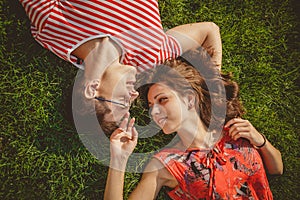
[105,165,127,200]
[225,118,283,175]
[104,114,167,200]
[129,158,168,200]
[105,145,167,200]
[167,22,222,70]
[104,113,138,200]
[256,139,283,175]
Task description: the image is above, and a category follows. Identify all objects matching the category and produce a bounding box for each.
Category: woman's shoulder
[154,147,183,159]
[142,156,179,189]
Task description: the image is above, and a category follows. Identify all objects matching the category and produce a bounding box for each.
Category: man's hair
[94,98,119,136]
[72,70,118,136]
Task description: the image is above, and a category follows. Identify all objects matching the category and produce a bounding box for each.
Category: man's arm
[167,22,222,70]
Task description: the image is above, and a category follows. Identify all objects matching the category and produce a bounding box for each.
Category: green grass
[1,0,299,199]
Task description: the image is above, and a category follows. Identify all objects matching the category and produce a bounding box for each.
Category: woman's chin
[162,127,175,135]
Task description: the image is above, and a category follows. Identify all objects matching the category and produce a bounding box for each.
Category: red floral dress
[154,134,273,199]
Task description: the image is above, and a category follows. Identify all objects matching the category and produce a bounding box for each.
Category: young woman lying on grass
[104,52,283,199]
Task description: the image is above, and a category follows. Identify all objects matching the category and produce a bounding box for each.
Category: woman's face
[147,83,189,134]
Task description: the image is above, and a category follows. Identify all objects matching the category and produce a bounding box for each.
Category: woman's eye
[159,97,168,103]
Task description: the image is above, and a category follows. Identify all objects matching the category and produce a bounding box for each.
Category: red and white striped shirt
[20,0,182,71]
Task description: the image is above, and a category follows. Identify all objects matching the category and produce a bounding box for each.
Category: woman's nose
[150,104,160,116]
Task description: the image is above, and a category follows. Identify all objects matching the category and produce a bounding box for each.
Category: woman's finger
[119,112,130,130]
[225,118,245,128]
[228,122,248,136]
[111,128,124,138]
[126,117,135,133]
[232,131,249,141]
[132,127,138,142]
[229,121,250,131]
[229,126,250,136]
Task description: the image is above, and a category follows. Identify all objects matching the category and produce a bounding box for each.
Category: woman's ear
[84,79,100,99]
[186,90,196,110]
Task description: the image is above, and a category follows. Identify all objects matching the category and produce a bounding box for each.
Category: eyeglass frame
[95,96,131,108]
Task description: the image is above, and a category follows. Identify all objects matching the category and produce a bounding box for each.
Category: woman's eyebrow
[154,93,163,99]
[148,92,166,105]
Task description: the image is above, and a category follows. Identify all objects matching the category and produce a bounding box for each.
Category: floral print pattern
[154,134,273,200]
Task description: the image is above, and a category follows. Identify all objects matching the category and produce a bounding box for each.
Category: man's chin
[99,120,119,136]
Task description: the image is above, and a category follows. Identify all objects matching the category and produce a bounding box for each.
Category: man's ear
[84,79,100,99]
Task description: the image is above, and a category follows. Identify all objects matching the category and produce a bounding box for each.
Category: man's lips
[126,80,136,85]
[126,80,137,93]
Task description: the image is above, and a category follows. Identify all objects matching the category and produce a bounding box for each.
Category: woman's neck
[176,116,221,150]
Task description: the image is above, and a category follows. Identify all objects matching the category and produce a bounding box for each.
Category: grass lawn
[1,0,299,199]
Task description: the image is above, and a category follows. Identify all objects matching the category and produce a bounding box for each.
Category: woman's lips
[157,117,167,127]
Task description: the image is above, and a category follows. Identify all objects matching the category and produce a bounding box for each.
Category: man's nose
[129,90,139,101]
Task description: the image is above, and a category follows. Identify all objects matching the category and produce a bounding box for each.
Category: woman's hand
[110,112,138,162]
[105,113,139,200]
[224,118,283,175]
[224,118,265,147]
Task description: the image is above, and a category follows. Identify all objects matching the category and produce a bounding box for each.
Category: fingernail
[223,126,229,131]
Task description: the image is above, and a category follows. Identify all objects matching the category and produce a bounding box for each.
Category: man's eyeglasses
[95,97,131,108]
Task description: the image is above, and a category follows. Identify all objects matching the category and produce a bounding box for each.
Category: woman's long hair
[136,48,245,130]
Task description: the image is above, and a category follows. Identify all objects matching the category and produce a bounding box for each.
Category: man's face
[97,61,139,123]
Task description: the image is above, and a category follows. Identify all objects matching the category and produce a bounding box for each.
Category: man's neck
[72,37,122,81]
